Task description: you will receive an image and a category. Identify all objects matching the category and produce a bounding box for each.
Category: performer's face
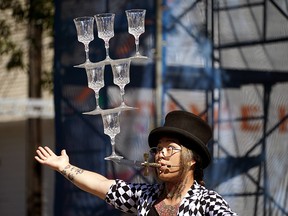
[154,136,182,182]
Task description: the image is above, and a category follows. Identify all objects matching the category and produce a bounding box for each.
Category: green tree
[0,0,54,92]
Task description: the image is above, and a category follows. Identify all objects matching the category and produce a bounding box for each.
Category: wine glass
[101,109,123,160]
[73,16,95,68]
[83,63,105,115]
[111,58,136,110]
[94,13,115,63]
[125,9,147,59]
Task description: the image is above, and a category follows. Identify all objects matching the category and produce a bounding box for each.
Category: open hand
[35,146,69,171]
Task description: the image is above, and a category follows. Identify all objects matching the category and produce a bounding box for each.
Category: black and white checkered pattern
[105,179,237,215]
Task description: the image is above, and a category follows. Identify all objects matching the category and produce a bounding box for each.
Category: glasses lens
[149,146,181,157]
[149,147,158,155]
[166,147,173,156]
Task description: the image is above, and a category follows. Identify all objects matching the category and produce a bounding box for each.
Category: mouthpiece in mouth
[141,162,161,168]
[141,162,181,168]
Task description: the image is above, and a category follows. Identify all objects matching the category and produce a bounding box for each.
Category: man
[35,110,237,215]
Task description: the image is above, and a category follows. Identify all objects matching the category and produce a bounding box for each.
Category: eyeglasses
[149,146,181,157]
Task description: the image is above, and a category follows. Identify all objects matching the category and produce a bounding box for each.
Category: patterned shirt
[105,179,237,216]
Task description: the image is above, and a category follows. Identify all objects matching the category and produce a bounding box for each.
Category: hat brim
[148,127,211,168]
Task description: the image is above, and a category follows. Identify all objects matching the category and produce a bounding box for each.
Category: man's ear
[187,160,196,167]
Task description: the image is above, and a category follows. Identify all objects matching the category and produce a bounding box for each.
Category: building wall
[0,119,55,216]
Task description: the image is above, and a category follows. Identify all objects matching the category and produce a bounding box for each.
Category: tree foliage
[0,0,54,91]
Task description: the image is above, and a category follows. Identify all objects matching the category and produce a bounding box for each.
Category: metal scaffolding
[162,0,288,215]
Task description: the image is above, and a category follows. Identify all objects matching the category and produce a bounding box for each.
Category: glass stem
[105,41,110,59]
[120,88,125,106]
[95,91,100,110]
[135,36,140,55]
[111,136,116,154]
[84,43,90,62]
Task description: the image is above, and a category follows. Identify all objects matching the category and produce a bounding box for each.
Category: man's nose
[160,148,168,157]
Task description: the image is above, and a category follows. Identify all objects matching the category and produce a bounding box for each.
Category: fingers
[61,149,67,156]
[35,146,55,161]
[35,155,45,163]
[44,146,56,156]
[35,147,48,163]
[35,146,67,165]
[36,147,48,159]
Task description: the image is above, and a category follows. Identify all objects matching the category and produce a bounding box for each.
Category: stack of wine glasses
[73,9,146,67]
[73,9,147,160]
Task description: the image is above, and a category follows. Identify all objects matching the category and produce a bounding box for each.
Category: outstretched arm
[35,146,115,200]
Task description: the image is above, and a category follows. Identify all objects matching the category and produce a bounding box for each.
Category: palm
[35,146,69,171]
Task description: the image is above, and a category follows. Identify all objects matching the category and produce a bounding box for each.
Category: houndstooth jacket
[105,179,237,216]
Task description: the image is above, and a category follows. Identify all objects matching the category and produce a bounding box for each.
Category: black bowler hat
[148,110,212,168]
